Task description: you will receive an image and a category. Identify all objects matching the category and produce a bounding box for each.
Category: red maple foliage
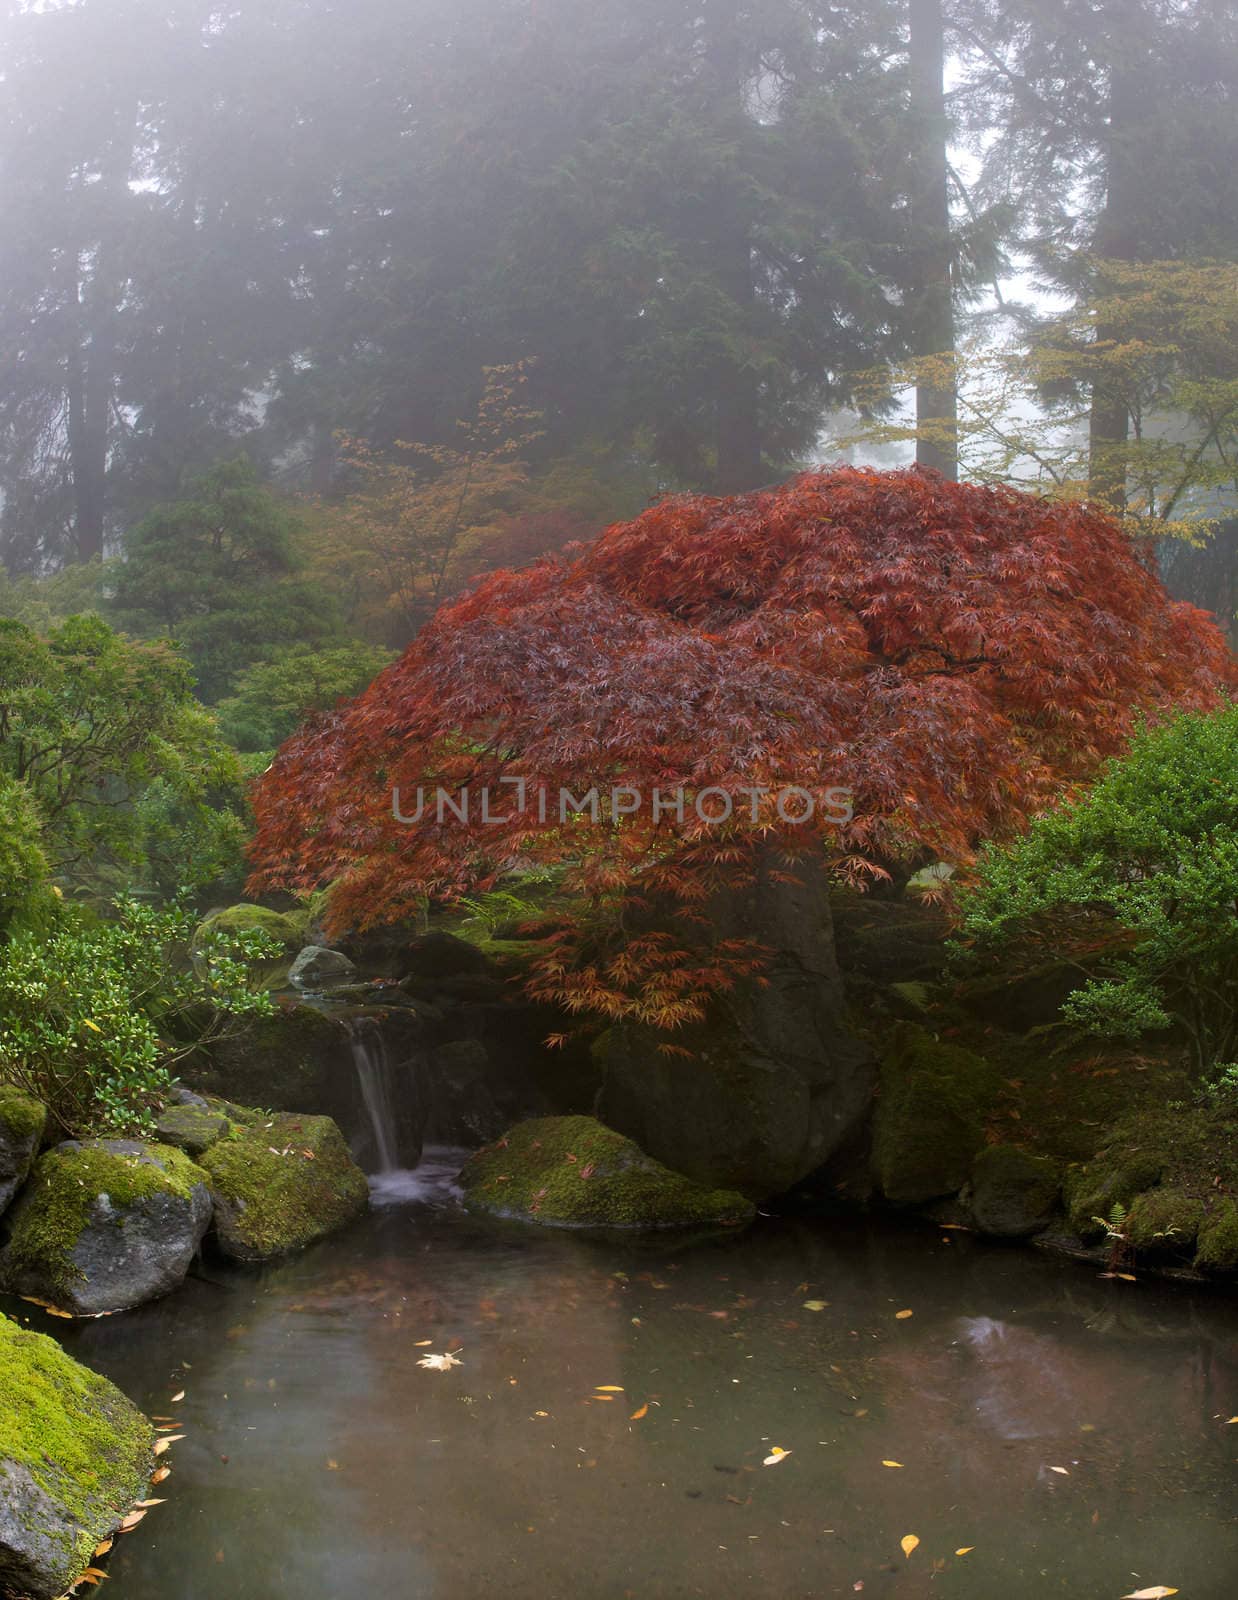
[248,468,1235,1025]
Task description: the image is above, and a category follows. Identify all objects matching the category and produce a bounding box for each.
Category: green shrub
[957,703,1238,1071]
[0,897,277,1136]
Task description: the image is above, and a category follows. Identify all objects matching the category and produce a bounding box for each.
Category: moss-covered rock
[194,1003,352,1112]
[0,1141,213,1316]
[871,1024,999,1206]
[200,1113,369,1261]
[193,903,310,989]
[1125,1187,1205,1256]
[153,1100,232,1157]
[197,902,310,949]
[1195,1197,1238,1273]
[969,1145,1061,1238]
[0,1314,155,1600]
[1064,1151,1170,1239]
[459,1116,756,1230]
[0,1088,46,1216]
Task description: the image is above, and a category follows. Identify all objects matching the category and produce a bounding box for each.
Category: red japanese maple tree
[248,468,1235,1026]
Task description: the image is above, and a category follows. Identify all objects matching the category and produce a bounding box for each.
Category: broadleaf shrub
[0,897,278,1136]
[957,703,1238,1071]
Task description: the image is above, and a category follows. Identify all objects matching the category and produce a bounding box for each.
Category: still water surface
[11,1150,1238,1599]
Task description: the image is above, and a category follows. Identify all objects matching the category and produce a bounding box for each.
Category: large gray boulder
[0,1315,155,1599]
[596,846,873,1198]
[0,1089,46,1216]
[289,944,357,990]
[0,1140,213,1316]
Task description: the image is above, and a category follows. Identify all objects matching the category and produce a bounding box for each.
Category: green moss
[1064,1151,1167,1238]
[0,1313,154,1590]
[0,1089,47,1144]
[153,1102,232,1156]
[201,1114,369,1261]
[871,1024,1000,1206]
[193,1005,345,1111]
[1125,1187,1204,1254]
[196,903,310,948]
[459,1116,756,1230]
[1195,1197,1238,1273]
[2,1142,209,1300]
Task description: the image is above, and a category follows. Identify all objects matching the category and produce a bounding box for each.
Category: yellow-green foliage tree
[840,259,1238,539]
[304,364,545,645]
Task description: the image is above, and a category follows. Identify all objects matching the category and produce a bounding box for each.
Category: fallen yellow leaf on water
[413,1339,433,1347]
[150,1467,171,1485]
[92,1541,113,1560]
[1121,1588,1179,1598]
[955,1547,974,1556]
[1048,1465,1070,1475]
[895,1310,913,1320]
[593,1394,615,1402]
[630,1403,649,1420]
[118,1511,147,1533]
[595,1386,624,1393]
[881,1460,903,1469]
[802,1300,829,1312]
[1226,1416,1238,1425]
[763,1447,791,1466]
[417,1352,463,1372]
[170,1391,185,1404]
[134,1499,166,1509]
[152,1436,184,1455]
[901,1535,919,1558]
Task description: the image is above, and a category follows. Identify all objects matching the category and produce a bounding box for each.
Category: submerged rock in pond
[459,1115,755,1230]
[968,1145,1061,1239]
[0,1141,213,1316]
[0,1089,46,1217]
[200,1113,369,1261]
[0,1314,154,1600]
[289,944,357,990]
[871,1024,998,1207]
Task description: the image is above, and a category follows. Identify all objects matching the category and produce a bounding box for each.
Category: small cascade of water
[346,1016,401,1173]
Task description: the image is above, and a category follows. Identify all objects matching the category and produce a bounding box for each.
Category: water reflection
[9,1175,1237,1599]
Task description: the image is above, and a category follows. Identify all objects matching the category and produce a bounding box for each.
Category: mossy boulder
[969,1145,1061,1238]
[459,1116,756,1230]
[0,1089,46,1216]
[1125,1187,1205,1257]
[0,1141,213,1316]
[194,903,309,988]
[197,902,309,949]
[200,1113,369,1261]
[1064,1150,1169,1239]
[0,1315,155,1599]
[1195,1197,1238,1273]
[871,1024,999,1206]
[153,1099,233,1157]
[195,1003,351,1112]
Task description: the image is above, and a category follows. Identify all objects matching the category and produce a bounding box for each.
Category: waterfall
[346,1016,401,1173]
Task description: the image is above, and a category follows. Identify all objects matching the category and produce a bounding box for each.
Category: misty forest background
[0,0,1235,915]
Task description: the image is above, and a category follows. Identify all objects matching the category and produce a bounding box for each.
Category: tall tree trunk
[707,0,764,495]
[65,109,134,564]
[1088,13,1145,514]
[909,0,958,479]
[66,297,111,565]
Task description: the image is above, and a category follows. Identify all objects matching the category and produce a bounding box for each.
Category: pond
[9,1151,1238,1599]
